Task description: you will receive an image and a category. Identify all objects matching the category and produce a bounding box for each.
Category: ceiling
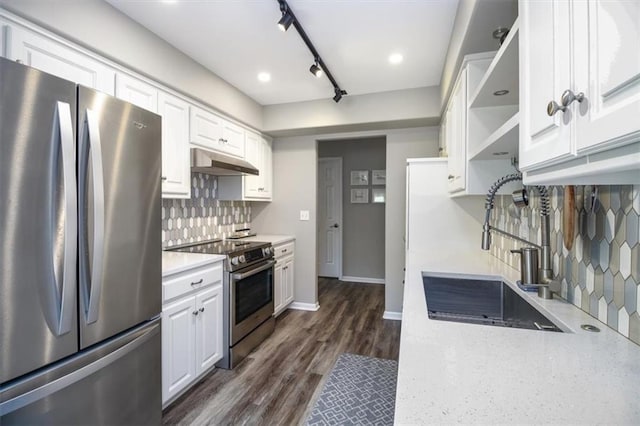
[106,0,459,106]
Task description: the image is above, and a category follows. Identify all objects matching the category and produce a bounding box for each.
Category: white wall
[253,127,438,314]
[384,128,440,314]
[0,0,263,129]
[263,87,441,137]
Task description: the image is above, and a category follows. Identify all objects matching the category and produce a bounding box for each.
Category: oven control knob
[239,255,246,264]
[231,256,239,266]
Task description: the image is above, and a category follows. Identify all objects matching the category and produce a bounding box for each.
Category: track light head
[278,12,294,32]
[333,88,347,103]
[309,62,323,78]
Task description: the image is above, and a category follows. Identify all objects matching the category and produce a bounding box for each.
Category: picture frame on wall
[371,188,386,203]
[372,170,386,185]
[350,188,369,203]
[350,170,369,186]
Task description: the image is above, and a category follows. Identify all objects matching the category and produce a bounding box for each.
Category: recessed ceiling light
[389,53,403,65]
[257,72,271,83]
[162,0,178,4]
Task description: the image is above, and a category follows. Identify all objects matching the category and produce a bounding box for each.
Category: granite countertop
[162,251,225,277]
[395,248,640,424]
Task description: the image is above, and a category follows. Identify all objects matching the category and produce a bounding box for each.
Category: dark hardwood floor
[162,278,402,426]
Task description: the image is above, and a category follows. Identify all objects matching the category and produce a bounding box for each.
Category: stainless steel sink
[422,274,563,332]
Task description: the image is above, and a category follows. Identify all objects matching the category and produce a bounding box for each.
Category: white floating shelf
[469,112,519,160]
[469,17,520,109]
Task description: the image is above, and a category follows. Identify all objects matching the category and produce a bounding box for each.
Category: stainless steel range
[170,239,275,369]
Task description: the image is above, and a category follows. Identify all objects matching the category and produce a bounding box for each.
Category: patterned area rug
[306,353,398,426]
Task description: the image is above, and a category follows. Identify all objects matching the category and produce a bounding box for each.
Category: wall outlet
[299,210,310,221]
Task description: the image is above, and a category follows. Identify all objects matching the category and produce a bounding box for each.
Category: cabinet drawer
[274,242,294,259]
[163,262,223,303]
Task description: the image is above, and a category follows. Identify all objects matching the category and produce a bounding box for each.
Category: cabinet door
[447,69,466,193]
[162,297,196,404]
[273,261,284,316]
[195,286,223,375]
[283,256,294,306]
[221,119,245,158]
[190,106,223,151]
[115,73,158,113]
[573,0,640,154]
[518,0,573,170]
[8,25,115,95]
[260,138,273,199]
[158,91,191,198]
[243,131,262,198]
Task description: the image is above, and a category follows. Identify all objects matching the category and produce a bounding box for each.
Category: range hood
[191,148,259,176]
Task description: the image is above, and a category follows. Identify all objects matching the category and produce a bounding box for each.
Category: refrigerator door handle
[55,101,77,335]
[79,109,105,324]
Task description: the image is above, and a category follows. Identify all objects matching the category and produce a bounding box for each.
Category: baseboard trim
[288,302,320,312]
[341,276,385,285]
[383,311,402,321]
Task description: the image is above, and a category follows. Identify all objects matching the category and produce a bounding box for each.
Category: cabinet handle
[561,89,585,107]
[282,249,287,253]
[161,176,167,181]
[192,311,199,316]
[547,100,567,116]
[190,279,203,286]
[199,307,205,313]
[447,175,454,180]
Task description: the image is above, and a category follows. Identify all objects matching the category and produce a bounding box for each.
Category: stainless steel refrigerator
[0,57,162,424]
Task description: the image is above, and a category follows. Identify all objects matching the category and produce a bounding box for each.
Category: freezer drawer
[0,319,161,425]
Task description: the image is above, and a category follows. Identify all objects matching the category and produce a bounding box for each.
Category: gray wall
[251,137,318,306]
[318,137,386,280]
[0,0,263,129]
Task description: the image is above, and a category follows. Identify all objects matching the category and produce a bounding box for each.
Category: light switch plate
[299,210,310,221]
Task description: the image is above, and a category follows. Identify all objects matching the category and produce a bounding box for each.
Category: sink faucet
[481,172,554,299]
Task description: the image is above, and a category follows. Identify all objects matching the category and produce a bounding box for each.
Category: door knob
[561,89,585,107]
[331,223,339,228]
[547,100,566,116]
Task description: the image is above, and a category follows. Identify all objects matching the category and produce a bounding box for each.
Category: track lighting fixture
[278,12,294,32]
[275,0,347,102]
[309,60,323,78]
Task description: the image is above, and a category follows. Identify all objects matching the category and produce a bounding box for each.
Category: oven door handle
[231,259,276,281]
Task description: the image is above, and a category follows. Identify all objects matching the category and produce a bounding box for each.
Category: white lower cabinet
[162,261,223,406]
[273,241,295,316]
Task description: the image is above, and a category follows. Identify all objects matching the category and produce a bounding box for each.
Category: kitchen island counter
[396,248,640,424]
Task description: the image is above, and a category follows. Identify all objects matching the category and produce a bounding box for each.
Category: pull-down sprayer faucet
[481,172,554,299]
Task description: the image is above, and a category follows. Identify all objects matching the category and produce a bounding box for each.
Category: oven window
[235,267,273,324]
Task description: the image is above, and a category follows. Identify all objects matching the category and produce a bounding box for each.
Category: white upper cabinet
[447,69,467,194]
[243,132,272,200]
[519,0,640,184]
[190,106,245,159]
[5,24,115,95]
[572,1,640,154]
[158,91,191,199]
[519,0,572,170]
[115,73,158,113]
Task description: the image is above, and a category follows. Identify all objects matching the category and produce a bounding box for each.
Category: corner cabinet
[519,0,640,184]
[162,260,223,407]
[273,241,295,316]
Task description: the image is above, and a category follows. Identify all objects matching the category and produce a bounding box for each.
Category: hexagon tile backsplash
[161,173,251,248]
[490,185,640,346]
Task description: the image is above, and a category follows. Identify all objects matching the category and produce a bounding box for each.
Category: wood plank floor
[162,277,402,426]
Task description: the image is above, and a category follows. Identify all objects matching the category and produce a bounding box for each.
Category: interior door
[77,86,162,349]
[573,0,640,153]
[317,158,342,278]
[0,58,79,383]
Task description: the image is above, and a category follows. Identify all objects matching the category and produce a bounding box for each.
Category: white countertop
[162,251,225,277]
[240,234,295,245]
[395,248,640,424]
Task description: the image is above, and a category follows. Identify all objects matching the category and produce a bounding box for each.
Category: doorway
[317,137,386,284]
